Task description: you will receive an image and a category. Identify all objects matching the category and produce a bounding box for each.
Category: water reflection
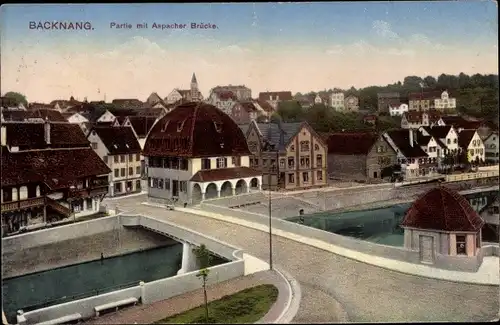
[287,191,498,247]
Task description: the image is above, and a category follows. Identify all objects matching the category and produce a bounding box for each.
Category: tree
[3,91,28,106]
[193,244,212,323]
[276,100,305,122]
[423,76,437,88]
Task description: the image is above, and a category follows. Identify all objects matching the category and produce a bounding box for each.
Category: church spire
[191,73,197,84]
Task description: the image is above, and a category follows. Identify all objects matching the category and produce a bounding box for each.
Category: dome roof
[401,186,484,232]
[143,102,251,158]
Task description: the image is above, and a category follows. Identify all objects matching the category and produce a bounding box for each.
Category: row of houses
[378,90,457,114]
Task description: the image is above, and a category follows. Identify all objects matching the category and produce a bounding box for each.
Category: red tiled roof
[457,129,477,149]
[1,147,111,189]
[401,186,484,232]
[4,122,89,149]
[144,102,251,158]
[326,132,380,155]
[90,126,141,155]
[190,167,261,182]
[258,91,293,102]
[386,129,428,158]
[111,99,144,109]
[126,116,158,138]
[255,100,274,112]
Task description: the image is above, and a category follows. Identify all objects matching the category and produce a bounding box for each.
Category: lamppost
[267,122,274,271]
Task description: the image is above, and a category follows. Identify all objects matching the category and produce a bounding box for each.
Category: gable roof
[4,122,89,149]
[386,129,428,158]
[252,121,308,151]
[422,125,453,139]
[126,116,158,138]
[326,132,380,155]
[1,147,111,189]
[90,126,142,154]
[457,129,477,148]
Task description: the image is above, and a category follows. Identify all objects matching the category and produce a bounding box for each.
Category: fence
[445,170,499,183]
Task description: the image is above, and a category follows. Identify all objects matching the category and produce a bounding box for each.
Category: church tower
[190,73,199,102]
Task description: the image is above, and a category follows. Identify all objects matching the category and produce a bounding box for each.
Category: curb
[177,207,499,286]
[273,267,302,324]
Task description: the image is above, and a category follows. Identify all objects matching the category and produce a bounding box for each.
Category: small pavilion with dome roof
[400,186,485,272]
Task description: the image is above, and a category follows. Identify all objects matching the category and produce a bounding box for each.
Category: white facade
[66,112,89,124]
[330,92,345,111]
[147,155,262,205]
[419,126,459,155]
[207,92,236,115]
[434,91,456,111]
[165,89,184,104]
[314,94,323,104]
[484,133,499,163]
[87,130,143,197]
[97,110,116,123]
[464,131,485,162]
[389,103,409,116]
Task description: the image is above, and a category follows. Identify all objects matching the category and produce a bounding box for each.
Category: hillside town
[1,72,498,234]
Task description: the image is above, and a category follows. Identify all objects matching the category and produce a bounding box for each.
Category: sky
[0,2,498,103]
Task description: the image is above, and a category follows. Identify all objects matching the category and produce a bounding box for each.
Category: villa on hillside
[143,102,262,205]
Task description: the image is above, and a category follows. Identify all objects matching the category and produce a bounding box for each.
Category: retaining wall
[2,216,174,278]
[17,215,246,325]
[201,203,498,271]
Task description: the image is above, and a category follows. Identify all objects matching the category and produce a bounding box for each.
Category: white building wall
[484,134,499,163]
[97,110,116,123]
[466,132,486,162]
[166,90,183,104]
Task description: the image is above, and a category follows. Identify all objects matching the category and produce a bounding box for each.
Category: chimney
[409,129,413,147]
[44,117,51,144]
[1,125,6,146]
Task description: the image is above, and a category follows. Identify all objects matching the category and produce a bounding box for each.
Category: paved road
[106,196,500,323]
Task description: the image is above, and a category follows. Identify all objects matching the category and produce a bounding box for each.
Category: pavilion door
[419,235,434,264]
[172,180,179,197]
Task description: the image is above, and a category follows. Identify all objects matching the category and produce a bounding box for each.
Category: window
[300,141,310,151]
[316,170,323,180]
[456,235,466,255]
[232,156,241,167]
[153,178,159,188]
[302,172,309,183]
[129,154,133,162]
[114,169,119,177]
[288,173,295,183]
[262,159,268,166]
[181,181,188,192]
[158,178,164,189]
[316,154,323,167]
[314,144,320,151]
[290,145,295,152]
[201,158,211,170]
[136,153,141,161]
[103,156,108,164]
[279,159,285,169]
[469,149,474,156]
[91,142,98,149]
[136,166,141,175]
[114,156,119,163]
[120,168,125,177]
[248,141,258,152]
[288,157,295,168]
[136,180,141,191]
[217,157,227,168]
[447,139,451,144]
[129,167,133,175]
[453,138,457,144]
[120,155,125,163]
[165,178,171,190]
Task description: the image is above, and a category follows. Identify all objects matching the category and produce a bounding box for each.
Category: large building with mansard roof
[143,102,262,205]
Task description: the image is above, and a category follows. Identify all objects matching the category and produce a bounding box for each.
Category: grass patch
[155,284,279,324]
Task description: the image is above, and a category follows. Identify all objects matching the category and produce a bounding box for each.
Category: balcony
[1,197,45,213]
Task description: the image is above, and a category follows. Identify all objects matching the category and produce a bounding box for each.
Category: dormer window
[177,120,185,132]
[161,120,169,132]
[214,122,223,133]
